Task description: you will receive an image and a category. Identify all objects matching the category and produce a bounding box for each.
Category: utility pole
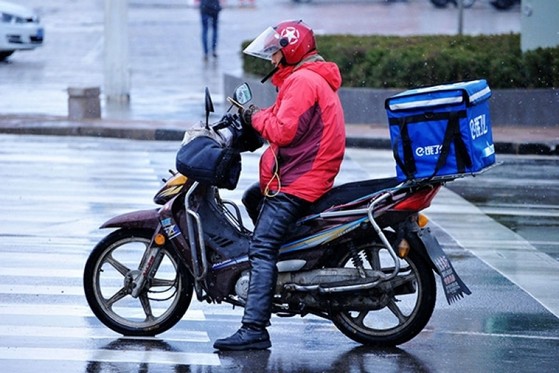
[104,0,130,103]
[457,0,464,36]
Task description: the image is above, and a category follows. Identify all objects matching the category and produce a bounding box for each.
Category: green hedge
[242,33,559,89]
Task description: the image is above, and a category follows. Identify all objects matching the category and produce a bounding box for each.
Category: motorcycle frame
[100,169,472,315]
[155,178,437,305]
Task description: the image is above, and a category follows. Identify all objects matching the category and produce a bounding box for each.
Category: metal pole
[458,0,464,36]
[104,0,130,103]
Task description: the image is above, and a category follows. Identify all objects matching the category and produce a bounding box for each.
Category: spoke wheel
[84,229,193,336]
[330,238,436,346]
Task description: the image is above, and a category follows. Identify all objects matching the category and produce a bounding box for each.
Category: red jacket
[251,58,346,202]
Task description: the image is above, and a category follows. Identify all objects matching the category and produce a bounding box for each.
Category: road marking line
[0,284,86,296]
[0,267,83,278]
[432,329,559,341]
[0,347,220,366]
[426,187,559,319]
[0,303,205,321]
[0,325,209,342]
[0,252,86,265]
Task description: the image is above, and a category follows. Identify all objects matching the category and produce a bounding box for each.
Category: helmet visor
[243,27,282,61]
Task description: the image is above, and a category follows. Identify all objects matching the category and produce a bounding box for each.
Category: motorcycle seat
[308,177,401,215]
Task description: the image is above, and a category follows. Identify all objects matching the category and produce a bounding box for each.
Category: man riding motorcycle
[213,19,347,351]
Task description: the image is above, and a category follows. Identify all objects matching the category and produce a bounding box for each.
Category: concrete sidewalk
[0,113,558,155]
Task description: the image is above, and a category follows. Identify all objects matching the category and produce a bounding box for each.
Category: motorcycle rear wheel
[330,240,436,346]
[83,228,193,336]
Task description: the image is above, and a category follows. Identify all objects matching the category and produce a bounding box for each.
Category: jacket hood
[301,60,342,92]
[271,54,342,90]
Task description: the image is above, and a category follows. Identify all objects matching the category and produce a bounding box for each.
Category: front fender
[100,209,160,230]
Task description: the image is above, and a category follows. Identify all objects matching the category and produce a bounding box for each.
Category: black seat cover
[308,177,401,215]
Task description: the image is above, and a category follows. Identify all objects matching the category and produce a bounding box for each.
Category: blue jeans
[241,185,309,327]
[201,12,218,56]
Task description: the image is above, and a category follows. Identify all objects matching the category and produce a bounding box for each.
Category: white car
[0,0,44,60]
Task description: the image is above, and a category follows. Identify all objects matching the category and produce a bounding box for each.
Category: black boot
[213,325,271,351]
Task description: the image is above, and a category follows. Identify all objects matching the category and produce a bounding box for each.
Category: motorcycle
[83,83,471,346]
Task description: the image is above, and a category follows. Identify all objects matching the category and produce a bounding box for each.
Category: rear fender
[100,209,160,230]
[404,222,472,304]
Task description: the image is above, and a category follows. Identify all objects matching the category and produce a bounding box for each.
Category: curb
[0,115,557,156]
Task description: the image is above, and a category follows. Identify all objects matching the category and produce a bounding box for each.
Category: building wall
[521,0,559,52]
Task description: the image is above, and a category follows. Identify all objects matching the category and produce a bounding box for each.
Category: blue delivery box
[385,79,496,182]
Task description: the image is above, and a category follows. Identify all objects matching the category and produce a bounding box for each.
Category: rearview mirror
[233,83,252,106]
[204,87,214,129]
[205,87,215,114]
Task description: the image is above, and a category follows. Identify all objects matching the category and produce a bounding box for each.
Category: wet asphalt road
[0,135,558,372]
[445,154,559,262]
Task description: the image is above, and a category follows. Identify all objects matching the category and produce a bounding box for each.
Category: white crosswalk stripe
[0,303,207,319]
[0,347,221,366]
[0,325,210,342]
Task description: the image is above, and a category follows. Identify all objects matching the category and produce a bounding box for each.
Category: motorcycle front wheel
[330,238,436,346]
[83,228,193,336]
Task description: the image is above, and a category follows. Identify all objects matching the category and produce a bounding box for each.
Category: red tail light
[392,185,441,211]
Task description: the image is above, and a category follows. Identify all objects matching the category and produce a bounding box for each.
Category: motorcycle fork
[159,181,209,301]
[130,226,167,298]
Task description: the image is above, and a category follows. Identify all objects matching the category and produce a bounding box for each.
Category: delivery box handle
[431,110,472,179]
[390,116,416,180]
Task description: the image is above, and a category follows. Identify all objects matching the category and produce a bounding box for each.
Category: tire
[0,51,14,61]
[330,238,436,347]
[83,228,194,336]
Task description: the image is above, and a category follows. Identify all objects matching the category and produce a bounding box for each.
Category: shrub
[242,33,559,89]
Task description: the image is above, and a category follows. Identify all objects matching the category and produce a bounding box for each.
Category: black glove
[241,104,259,127]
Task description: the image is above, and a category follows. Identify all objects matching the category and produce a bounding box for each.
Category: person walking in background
[200,0,222,60]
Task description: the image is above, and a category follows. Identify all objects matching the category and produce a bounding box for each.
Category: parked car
[0,0,44,61]
[489,0,519,10]
[430,0,476,8]
[430,0,519,10]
